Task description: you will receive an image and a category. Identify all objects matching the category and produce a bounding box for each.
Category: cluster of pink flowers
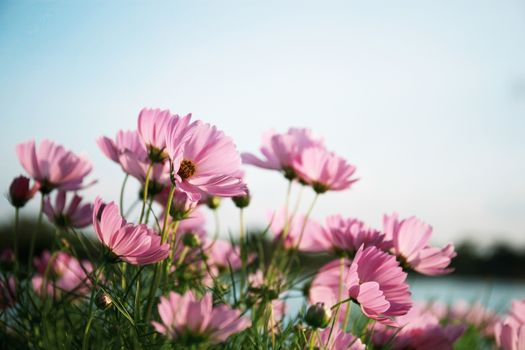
[243,127,357,193]
[32,251,93,299]
[9,107,516,349]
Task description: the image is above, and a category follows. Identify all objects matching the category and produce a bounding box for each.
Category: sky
[1,0,524,246]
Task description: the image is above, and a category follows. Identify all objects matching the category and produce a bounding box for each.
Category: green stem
[138,163,154,224]
[294,193,319,250]
[82,264,105,350]
[308,329,317,350]
[239,208,247,303]
[327,257,346,345]
[342,298,352,332]
[160,186,176,244]
[13,208,19,274]
[28,194,44,269]
[134,276,141,324]
[120,174,129,217]
[119,174,129,217]
[144,266,160,323]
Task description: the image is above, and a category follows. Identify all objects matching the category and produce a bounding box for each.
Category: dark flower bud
[232,191,251,209]
[9,176,39,208]
[305,302,331,329]
[95,292,113,310]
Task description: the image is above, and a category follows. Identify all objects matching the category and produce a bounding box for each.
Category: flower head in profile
[98,129,170,193]
[166,120,247,202]
[320,215,392,256]
[93,197,169,265]
[9,175,40,208]
[293,146,358,193]
[138,108,192,162]
[495,299,525,350]
[16,140,92,193]
[32,251,93,299]
[152,291,251,345]
[44,191,92,229]
[242,128,323,179]
[97,130,147,165]
[347,245,412,325]
[203,239,255,271]
[383,212,456,275]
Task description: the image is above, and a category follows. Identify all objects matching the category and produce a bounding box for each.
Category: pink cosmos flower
[97,130,147,165]
[203,239,255,271]
[242,128,323,179]
[383,212,456,275]
[166,120,247,202]
[138,108,192,162]
[347,245,412,325]
[309,258,353,322]
[9,175,40,208]
[293,146,358,193]
[269,210,323,251]
[93,197,169,265]
[97,130,170,191]
[315,326,365,350]
[32,251,93,299]
[372,303,465,350]
[152,291,251,345]
[318,215,392,255]
[44,191,92,229]
[495,300,525,350]
[16,140,92,193]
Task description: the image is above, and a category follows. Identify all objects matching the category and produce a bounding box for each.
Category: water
[285,277,525,317]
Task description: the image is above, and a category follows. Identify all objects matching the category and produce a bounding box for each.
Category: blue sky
[1,0,524,245]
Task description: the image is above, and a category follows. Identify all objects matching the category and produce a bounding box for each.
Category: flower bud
[95,292,113,310]
[305,302,331,329]
[232,192,251,209]
[9,176,39,208]
[206,196,221,210]
[182,232,201,248]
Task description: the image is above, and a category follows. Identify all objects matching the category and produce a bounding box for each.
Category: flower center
[177,160,196,179]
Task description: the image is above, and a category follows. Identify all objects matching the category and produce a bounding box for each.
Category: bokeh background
[1,1,524,303]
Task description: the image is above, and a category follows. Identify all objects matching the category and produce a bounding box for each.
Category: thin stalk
[138,163,154,224]
[134,276,141,324]
[28,194,44,269]
[160,186,176,243]
[294,193,319,250]
[343,298,352,331]
[327,257,345,345]
[13,208,19,275]
[308,329,317,350]
[82,264,105,350]
[239,208,247,303]
[119,174,129,217]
